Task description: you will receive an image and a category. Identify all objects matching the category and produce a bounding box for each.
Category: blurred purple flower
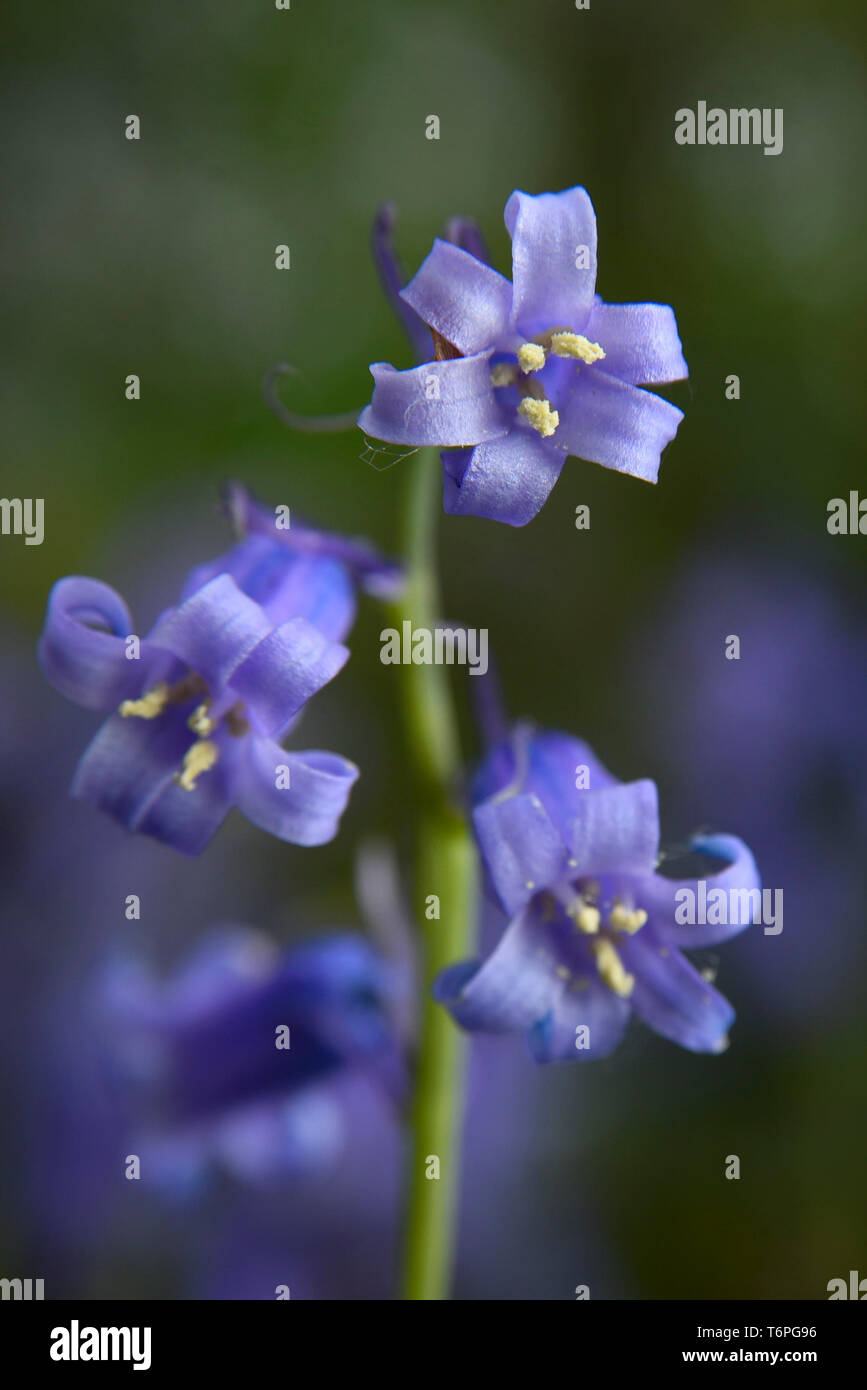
[361,187,687,525]
[37,490,398,854]
[102,926,405,1194]
[436,723,759,1060]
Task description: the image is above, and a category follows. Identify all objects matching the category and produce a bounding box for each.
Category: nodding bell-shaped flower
[37,489,400,855]
[361,187,688,525]
[435,724,760,1062]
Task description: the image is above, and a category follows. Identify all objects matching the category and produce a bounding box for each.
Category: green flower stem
[387,447,478,1301]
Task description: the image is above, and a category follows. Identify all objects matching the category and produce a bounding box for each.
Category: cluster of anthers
[538,877,648,999]
[490,329,607,440]
[119,676,249,790]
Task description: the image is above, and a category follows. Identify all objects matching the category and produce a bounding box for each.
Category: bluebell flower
[360,187,688,525]
[37,489,400,854]
[103,926,404,1193]
[435,724,760,1061]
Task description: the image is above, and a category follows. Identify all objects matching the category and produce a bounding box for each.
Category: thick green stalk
[387,447,478,1301]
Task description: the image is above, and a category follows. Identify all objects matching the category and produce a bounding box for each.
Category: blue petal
[228,616,349,737]
[472,725,620,838]
[442,429,565,527]
[400,238,513,356]
[529,978,631,1063]
[556,369,684,485]
[569,779,660,876]
[434,897,629,1062]
[230,737,359,846]
[644,833,762,948]
[504,187,598,337]
[359,354,507,447]
[618,934,735,1052]
[72,711,232,855]
[148,574,272,695]
[583,301,688,385]
[473,793,569,915]
[225,487,403,603]
[38,576,170,712]
[183,535,358,644]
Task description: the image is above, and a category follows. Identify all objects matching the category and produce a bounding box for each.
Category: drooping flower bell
[102,925,405,1190]
[360,187,688,525]
[435,724,760,1061]
[37,488,401,854]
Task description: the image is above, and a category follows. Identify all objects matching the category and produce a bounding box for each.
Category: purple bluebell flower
[435,724,759,1061]
[103,926,404,1194]
[37,489,400,854]
[360,187,688,525]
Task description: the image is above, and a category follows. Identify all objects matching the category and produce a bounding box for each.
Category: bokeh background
[1,0,865,1299]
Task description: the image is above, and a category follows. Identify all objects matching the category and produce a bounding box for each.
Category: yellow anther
[609,904,648,934]
[517,342,547,373]
[174,739,219,791]
[591,938,635,998]
[119,683,170,720]
[517,397,559,438]
[549,332,606,364]
[188,702,216,736]
[490,362,520,387]
[570,902,601,934]
[556,965,571,981]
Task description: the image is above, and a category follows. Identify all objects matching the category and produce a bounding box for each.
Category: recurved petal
[557,369,685,483]
[71,711,232,855]
[583,302,688,385]
[149,574,271,694]
[644,833,763,948]
[231,737,359,846]
[569,779,661,876]
[618,935,735,1052]
[358,354,506,447]
[38,576,168,712]
[473,792,569,915]
[229,616,349,737]
[400,238,513,356]
[504,187,598,337]
[442,429,566,527]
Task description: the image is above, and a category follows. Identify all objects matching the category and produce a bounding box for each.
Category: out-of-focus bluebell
[37,488,400,854]
[101,925,405,1195]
